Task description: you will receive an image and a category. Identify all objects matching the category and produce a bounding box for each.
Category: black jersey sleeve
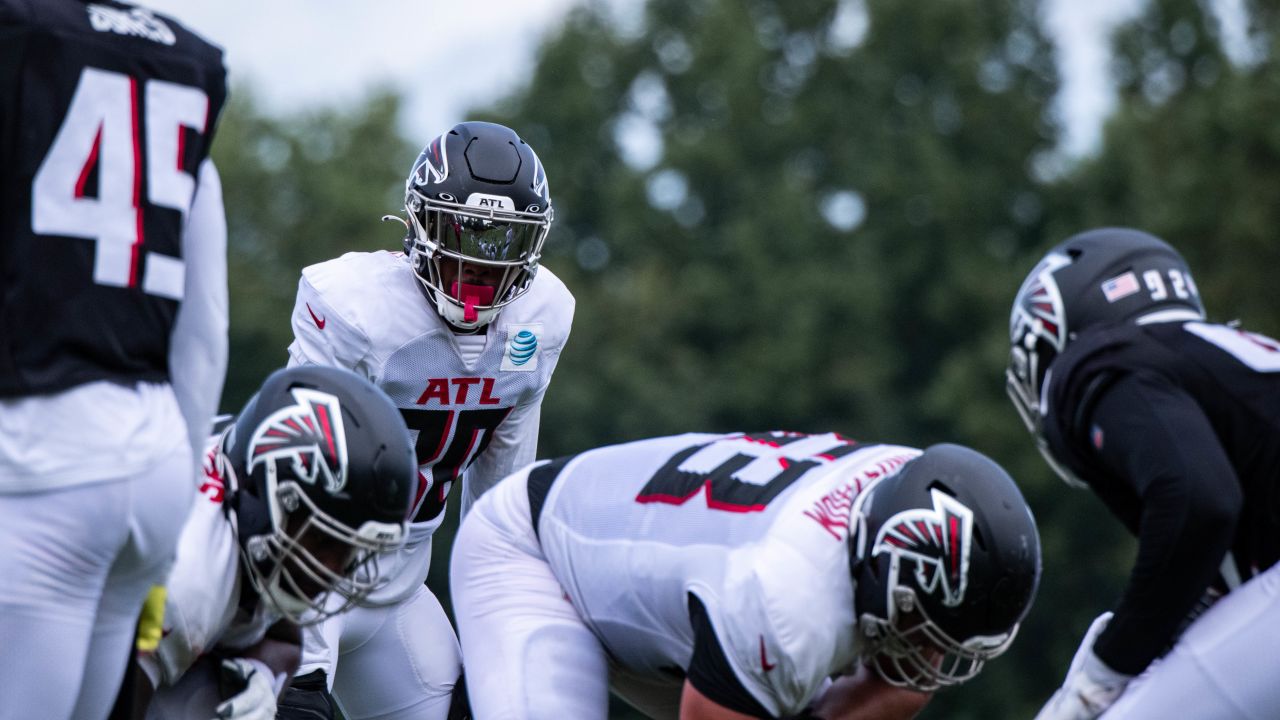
[686,594,776,719]
[1084,372,1242,675]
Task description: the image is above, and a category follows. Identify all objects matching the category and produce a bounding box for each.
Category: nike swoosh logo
[759,635,776,672]
[306,303,326,330]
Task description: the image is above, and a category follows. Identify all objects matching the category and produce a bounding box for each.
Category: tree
[1063,0,1280,337]
[211,87,415,410]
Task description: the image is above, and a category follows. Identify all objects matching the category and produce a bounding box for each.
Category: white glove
[1034,612,1133,720]
[214,658,278,720]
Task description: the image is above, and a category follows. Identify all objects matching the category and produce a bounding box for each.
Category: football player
[277,121,575,719]
[0,2,228,718]
[133,365,416,720]
[451,432,1042,719]
[1006,227,1280,719]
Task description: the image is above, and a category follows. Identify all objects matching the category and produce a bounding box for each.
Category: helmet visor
[434,210,543,265]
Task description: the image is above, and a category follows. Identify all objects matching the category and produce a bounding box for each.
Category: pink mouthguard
[451,282,496,323]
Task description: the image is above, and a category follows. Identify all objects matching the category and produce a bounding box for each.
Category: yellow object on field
[135,584,167,652]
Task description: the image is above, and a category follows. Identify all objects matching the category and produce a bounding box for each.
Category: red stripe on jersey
[75,127,102,199]
[128,76,143,289]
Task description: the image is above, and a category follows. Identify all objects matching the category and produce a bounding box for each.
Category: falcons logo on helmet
[529,148,548,202]
[411,134,450,187]
[247,388,349,495]
[1010,253,1071,352]
[873,489,975,607]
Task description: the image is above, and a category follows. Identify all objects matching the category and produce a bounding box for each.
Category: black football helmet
[400,121,552,330]
[1006,228,1204,441]
[217,365,416,624]
[849,444,1042,691]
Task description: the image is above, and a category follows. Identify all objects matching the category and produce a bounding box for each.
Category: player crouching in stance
[130,366,416,719]
[1007,228,1280,720]
[450,432,1042,719]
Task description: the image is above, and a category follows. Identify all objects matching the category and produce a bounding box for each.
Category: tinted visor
[430,209,541,265]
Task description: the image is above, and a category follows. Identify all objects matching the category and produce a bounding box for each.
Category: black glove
[274,670,338,720]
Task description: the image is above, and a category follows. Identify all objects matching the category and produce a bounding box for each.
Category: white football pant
[298,583,461,719]
[0,441,193,720]
[450,468,613,720]
[1103,560,1280,719]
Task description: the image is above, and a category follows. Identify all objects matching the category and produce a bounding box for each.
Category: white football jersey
[139,444,279,688]
[536,432,922,717]
[287,250,574,602]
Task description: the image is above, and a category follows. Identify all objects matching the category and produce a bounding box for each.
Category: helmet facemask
[404,183,550,331]
[243,475,404,626]
[855,560,1016,691]
[223,367,418,626]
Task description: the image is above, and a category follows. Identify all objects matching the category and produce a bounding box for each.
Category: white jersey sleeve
[140,450,241,687]
[286,263,374,375]
[167,159,228,472]
[701,536,852,716]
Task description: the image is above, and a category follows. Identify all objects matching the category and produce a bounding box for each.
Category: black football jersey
[1040,319,1280,673]
[0,0,227,396]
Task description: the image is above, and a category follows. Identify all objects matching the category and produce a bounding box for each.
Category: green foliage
[1063,0,1280,338]
[212,87,415,410]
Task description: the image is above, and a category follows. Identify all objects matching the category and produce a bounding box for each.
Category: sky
[139,0,1154,157]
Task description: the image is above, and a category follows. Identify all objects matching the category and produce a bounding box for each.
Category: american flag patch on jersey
[1101,271,1140,303]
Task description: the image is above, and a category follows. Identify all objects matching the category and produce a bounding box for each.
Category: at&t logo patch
[502,324,542,371]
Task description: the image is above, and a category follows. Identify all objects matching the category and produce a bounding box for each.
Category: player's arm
[681,647,930,720]
[1081,372,1241,675]
[803,663,931,720]
[285,272,371,372]
[681,681,767,720]
[461,394,543,514]
[683,595,784,719]
[168,159,229,471]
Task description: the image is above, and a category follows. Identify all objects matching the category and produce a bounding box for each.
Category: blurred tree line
[209,0,1280,717]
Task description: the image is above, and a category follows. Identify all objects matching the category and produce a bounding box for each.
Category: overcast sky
[140,0,1148,156]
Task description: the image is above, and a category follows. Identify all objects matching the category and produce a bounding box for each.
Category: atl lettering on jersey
[414,377,501,406]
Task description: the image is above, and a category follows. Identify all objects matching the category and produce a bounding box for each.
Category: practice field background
[157,0,1280,716]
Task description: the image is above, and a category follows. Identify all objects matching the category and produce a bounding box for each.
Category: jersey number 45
[32,66,210,299]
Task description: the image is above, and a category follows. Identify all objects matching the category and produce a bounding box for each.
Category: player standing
[0,2,227,718]
[277,121,575,719]
[1006,227,1280,719]
[452,432,1042,718]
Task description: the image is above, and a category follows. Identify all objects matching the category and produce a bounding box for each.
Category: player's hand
[214,658,278,720]
[1034,612,1132,720]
